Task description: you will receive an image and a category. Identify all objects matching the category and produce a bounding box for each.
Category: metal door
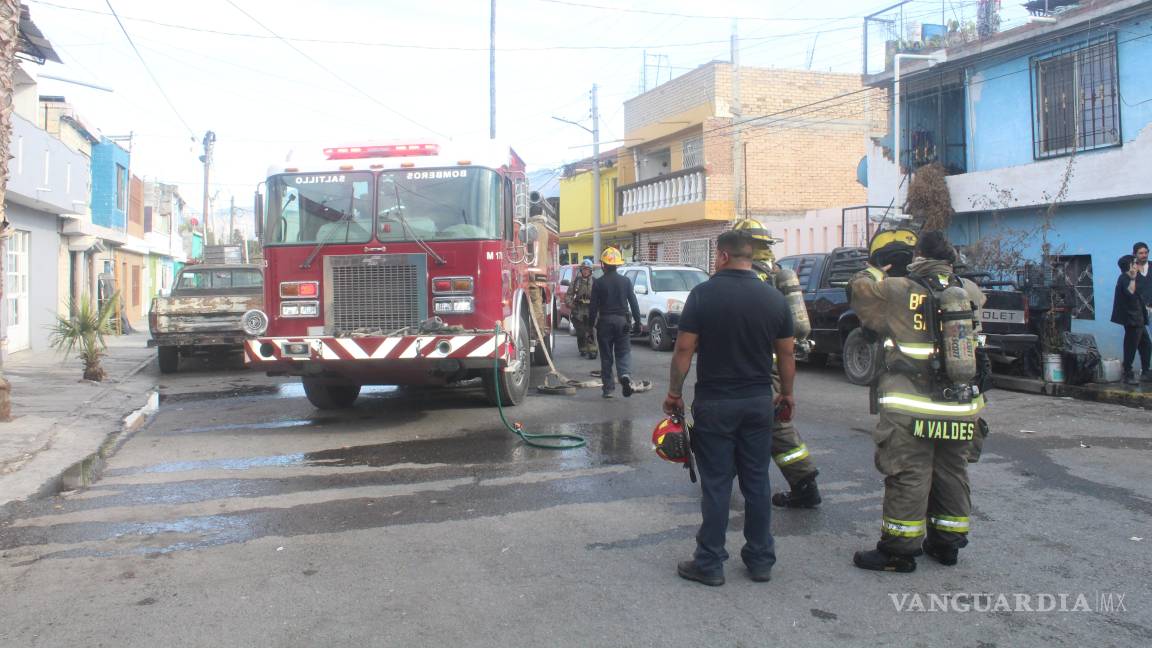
[5,230,30,352]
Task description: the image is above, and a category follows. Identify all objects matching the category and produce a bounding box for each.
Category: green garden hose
[493,322,586,450]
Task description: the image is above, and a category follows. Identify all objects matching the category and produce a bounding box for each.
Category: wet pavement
[1,337,1150,647]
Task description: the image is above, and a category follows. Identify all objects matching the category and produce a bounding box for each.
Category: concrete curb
[993,374,1152,410]
[22,352,160,502]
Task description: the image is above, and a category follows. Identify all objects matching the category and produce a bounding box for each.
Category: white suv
[621,264,710,351]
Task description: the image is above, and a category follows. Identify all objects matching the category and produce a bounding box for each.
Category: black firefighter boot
[771,472,822,508]
[853,548,917,573]
[922,539,959,566]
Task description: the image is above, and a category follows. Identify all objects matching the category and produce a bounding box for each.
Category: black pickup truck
[777,249,1035,384]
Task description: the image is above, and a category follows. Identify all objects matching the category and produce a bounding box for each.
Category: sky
[25,0,1032,234]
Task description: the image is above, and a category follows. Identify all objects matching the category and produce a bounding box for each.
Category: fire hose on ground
[493,321,586,450]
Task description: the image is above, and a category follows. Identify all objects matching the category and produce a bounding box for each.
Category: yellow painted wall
[558,165,618,235]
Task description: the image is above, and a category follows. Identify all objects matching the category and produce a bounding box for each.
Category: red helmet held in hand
[652,416,691,463]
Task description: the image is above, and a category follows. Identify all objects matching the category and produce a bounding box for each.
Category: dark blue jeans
[690,394,777,573]
[596,315,632,394]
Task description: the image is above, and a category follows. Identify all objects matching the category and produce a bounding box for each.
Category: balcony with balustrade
[615,166,709,229]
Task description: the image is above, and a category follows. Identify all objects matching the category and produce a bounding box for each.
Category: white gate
[5,230,30,352]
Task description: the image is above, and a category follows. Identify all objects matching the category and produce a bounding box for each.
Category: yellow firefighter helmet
[600,246,625,266]
[732,218,778,263]
[868,228,919,256]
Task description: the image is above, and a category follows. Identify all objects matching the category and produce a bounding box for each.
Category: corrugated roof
[18,4,61,64]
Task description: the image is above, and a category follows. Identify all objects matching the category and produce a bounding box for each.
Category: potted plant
[49,294,119,382]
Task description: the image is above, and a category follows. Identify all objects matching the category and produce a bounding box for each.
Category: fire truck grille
[326,254,428,334]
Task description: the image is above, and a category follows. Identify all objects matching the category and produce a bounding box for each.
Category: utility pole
[640,49,646,93]
[489,0,496,139]
[228,195,236,245]
[730,20,743,221]
[590,83,602,258]
[200,130,215,246]
[551,83,602,257]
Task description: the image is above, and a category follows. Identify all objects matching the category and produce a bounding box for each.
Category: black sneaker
[771,475,821,508]
[1124,371,1139,385]
[1141,370,1152,383]
[601,392,614,399]
[677,560,724,586]
[621,375,633,398]
[922,541,959,566]
[853,549,916,573]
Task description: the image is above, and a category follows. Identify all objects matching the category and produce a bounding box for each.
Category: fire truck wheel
[301,378,362,410]
[484,317,530,406]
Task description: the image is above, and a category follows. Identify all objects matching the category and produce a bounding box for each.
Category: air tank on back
[775,267,811,341]
[939,285,977,384]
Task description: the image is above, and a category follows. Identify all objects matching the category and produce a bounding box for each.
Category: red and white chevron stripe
[245,334,509,363]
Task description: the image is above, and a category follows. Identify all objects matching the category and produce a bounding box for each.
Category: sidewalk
[0,332,159,510]
[993,374,1152,410]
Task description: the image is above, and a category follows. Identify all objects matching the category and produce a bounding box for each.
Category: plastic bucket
[1042,353,1065,383]
[1095,358,1122,383]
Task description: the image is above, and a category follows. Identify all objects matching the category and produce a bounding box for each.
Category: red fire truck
[243,141,559,409]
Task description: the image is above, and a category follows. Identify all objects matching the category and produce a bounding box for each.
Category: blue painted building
[864,0,1152,357]
[90,137,130,230]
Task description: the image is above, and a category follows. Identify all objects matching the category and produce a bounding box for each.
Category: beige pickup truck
[148,264,264,373]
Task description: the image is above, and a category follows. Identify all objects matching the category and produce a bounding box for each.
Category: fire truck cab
[244,141,559,409]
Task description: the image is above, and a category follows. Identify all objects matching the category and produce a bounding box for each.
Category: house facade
[863,0,1152,357]
[557,150,625,264]
[615,61,878,271]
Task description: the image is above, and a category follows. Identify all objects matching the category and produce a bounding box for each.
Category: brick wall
[633,221,731,269]
[625,64,717,133]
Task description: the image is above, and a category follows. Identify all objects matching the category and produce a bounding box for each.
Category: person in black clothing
[589,246,642,399]
[1134,242,1152,347]
[664,230,797,586]
[1112,254,1152,384]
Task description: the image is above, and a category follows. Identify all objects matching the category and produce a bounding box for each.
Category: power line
[221,0,446,138]
[32,0,833,52]
[535,0,859,22]
[102,0,194,137]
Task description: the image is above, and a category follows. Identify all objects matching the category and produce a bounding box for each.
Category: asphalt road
[1,332,1150,647]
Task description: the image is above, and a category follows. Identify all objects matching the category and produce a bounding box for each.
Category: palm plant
[49,294,119,382]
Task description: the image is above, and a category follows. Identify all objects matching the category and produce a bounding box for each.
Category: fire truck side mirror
[253,191,264,241]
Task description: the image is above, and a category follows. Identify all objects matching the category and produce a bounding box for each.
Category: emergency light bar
[323,143,440,160]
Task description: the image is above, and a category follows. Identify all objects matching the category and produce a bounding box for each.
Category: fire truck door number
[486,251,503,260]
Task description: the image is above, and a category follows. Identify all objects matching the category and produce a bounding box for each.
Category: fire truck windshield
[264,168,503,245]
[265,172,374,246]
[378,167,501,242]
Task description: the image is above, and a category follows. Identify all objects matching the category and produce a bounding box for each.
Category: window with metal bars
[680,238,711,273]
[682,136,703,168]
[1051,254,1095,320]
[1031,35,1120,159]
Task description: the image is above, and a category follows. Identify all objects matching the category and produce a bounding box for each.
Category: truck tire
[158,346,179,374]
[301,378,361,409]
[484,316,530,406]
[843,328,881,386]
[648,315,674,352]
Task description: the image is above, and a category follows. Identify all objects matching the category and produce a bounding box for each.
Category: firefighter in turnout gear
[566,260,597,359]
[848,230,987,572]
[731,218,821,508]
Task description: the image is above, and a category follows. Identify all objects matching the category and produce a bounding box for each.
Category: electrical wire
[102,0,195,137]
[221,0,446,138]
[535,0,861,22]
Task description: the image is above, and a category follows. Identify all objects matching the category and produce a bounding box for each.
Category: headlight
[433,297,474,314]
[280,301,319,318]
[241,309,269,336]
[666,299,684,314]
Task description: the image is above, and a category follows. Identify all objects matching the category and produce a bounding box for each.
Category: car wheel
[158,346,179,374]
[649,315,674,351]
[842,328,880,385]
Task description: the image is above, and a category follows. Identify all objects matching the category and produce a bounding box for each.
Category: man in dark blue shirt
[664,229,796,586]
[589,246,642,398]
